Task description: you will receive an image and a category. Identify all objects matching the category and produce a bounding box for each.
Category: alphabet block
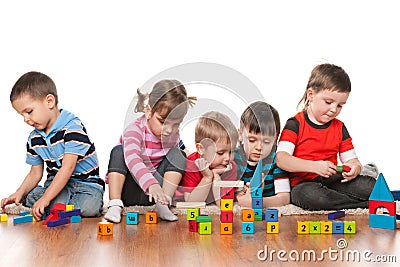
[321,221,332,234]
[187,208,199,221]
[220,211,233,223]
[251,187,263,198]
[332,221,344,234]
[309,221,321,234]
[344,221,356,234]
[188,220,198,232]
[198,222,212,234]
[242,222,254,234]
[265,209,278,222]
[220,199,233,211]
[252,198,263,209]
[145,212,158,224]
[297,221,309,234]
[266,222,279,233]
[242,209,254,222]
[126,212,139,225]
[221,187,235,199]
[98,222,113,235]
[220,222,233,235]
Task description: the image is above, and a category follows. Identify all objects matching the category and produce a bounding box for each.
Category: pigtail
[187,96,197,108]
[134,88,150,113]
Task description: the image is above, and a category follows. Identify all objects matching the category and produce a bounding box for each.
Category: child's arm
[1,164,43,209]
[31,153,78,221]
[184,158,213,202]
[276,151,337,178]
[341,158,362,182]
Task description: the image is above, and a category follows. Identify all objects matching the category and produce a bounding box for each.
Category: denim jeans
[290,174,376,210]
[26,178,104,217]
[107,145,186,206]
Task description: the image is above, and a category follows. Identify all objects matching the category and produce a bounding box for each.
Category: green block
[254,215,263,221]
[198,222,212,234]
[187,208,199,221]
[344,221,356,234]
[196,215,211,222]
[309,221,321,234]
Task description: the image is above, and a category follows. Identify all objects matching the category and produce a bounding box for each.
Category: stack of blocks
[42,203,81,227]
[182,202,209,234]
[297,210,356,234]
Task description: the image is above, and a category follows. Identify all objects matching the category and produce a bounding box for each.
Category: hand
[212,162,232,176]
[313,161,337,178]
[236,184,252,208]
[31,196,50,221]
[341,163,362,183]
[195,158,214,180]
[148,184,168,204]
[1,191,24,210]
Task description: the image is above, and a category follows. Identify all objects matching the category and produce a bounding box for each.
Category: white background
[1,0,399,199]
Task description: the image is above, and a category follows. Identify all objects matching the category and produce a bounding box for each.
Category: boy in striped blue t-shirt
[1,71,104,221]
[235,101,290,208]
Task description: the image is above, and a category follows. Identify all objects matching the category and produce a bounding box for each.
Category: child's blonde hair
[135,79,196,119]
[195,111,238,148]
[298,63,351,111]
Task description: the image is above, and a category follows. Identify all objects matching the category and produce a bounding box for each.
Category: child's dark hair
[10,71,58,104]
[135,79,196,119]
[298,63,351,111]
[240,101,280,138]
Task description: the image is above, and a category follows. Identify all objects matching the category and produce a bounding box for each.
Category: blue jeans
[290,174,376,210]
[26,178,104,217]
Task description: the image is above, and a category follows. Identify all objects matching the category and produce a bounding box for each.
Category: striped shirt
[123,115,180,193]
[26,109,104,188]
[234,144,290,196]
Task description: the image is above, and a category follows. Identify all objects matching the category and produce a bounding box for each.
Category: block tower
[369,173,396,230]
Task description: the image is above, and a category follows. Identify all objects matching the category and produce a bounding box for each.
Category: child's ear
[306,88,314,102]
[195,143,204,155]
[144,104,152,119]
[45,94,56,109]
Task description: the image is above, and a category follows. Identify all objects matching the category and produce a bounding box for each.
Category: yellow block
[98,222,113,235]
[220,223,233,235]
[1,214,8,222]
[66,204,74,211]
[266,222,279,233]
[297,221,309,234]
[321,221,333,234]
[220,199,233,211]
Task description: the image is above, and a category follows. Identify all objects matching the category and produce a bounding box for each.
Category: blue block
[251,187,263,198]
[332,221,344,234]
[47,217,69,227]
[20,210,30,216]
[126,212,139,225]
[13,215,33,225]
[70,216,82,223]
[242,222,255,234]
[252,198,263,209]
[391,190,400,201]
[58,209,81,218]
[265,209,278,222]
[328,210,345,220]
[369,214,396,230]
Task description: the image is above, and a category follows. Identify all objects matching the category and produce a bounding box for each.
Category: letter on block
[1,214,8,222]
[251,187,263,198]
[187,208,199,221]
[297,221,309,234]
[220,199,233,211]
[267,222,279,234]
[188,220,198,232]
[332,221,344,234]
[252,198,263,209]
[221,188,235,199]
[321,221,332,234]
[198,222,212,234]
[126,212,139,225]
[344,221,356,234]
[242,209,255,222]
[98,222,113,236]
[220,211,233,223]
[220,222,233,235]
[242,222,254,234]
[146,212,158,224]
[309,221,321,234]
[265,209,279,222]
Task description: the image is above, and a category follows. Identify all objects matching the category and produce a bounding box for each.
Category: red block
[54,203,66,211]
[369,200,396,216]
[188,220,198,232]
[221,188,235,199]
[220,211,233,223]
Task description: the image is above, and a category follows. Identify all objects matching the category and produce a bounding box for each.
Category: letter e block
[220,222,233,235]
[297,221,309,234]
[267,222,279,233]
[98,222,113,236]
[126,212,139,225]
[146,211,158,224]
[220,199,233,211]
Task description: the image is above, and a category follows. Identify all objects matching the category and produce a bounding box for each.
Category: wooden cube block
[332,221,344,234]
[220,222,233,234]
[252,198,263,209]
[54,203,66,211]
[254,209,263,221]
[145,212,158,224]
[265,209,278,222]
[187,208,199,221]
[126,212,139,225]
[309,221,321,234]
[220,199,233,211]
[70,215,82,223]
[297,221,309,234]
[251,187,263,198]
[198,222,212,234]
[66,204,74,211]
[188,220,198,232]
[344,221,356,234]
[220,211,233,223]
[242,222,254,234]
[0,214,8,222]
[221,188,235,199]
[98,222,113,235]
[321,221,333,234]
[13,215,33,225]
[242,209,254,222]
[266,222,279,233]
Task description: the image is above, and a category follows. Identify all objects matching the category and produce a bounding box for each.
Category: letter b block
[146,211,158,224]
[126,212,139,225]
[98,222,113,236]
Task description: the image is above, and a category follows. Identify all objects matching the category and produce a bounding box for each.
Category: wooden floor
[1,214,399,267]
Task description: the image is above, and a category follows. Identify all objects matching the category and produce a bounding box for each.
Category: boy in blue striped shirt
[235,101,290,208]
[1,72,104,221]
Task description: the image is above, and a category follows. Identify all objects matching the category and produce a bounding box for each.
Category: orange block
[242,209,255,222]
[98,222,113,236]
[146,211,158,224]
[220,223,233,234]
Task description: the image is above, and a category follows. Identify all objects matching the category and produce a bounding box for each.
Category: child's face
[240,128,275,162]
[307,88,349,125]
[146,110,183,139]
[12,94,57,134]
[201,141,233,171]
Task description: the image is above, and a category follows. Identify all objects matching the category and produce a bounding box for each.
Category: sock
[155,196,178,221]
[361,162,379,179]
[104,199,124,223]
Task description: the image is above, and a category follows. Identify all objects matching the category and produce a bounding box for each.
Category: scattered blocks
[145,212,158,224]
[98,222,113,235]
[297,220,355,234]
[126,212,139,225]
[1,214,8,222]
[328,210,345,220]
